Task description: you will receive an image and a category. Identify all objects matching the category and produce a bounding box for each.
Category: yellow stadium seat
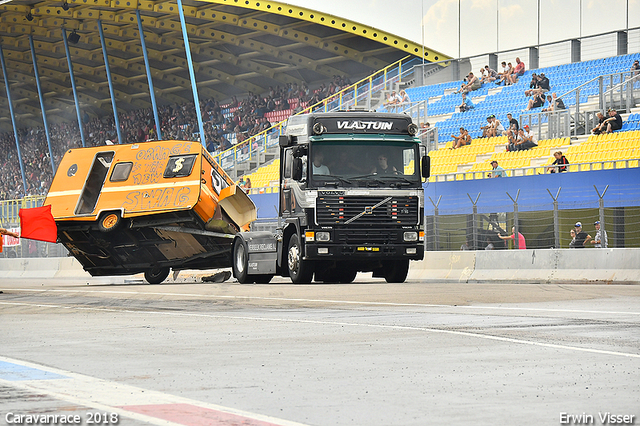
[569,164,579,172]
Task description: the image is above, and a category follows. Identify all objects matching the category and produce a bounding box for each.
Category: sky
[283,0,640,58]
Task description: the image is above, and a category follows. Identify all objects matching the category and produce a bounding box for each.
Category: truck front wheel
[287,234,313,284]
[232,239,251,284]
[384,259,410,283]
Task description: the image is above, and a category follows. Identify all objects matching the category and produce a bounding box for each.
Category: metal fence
[426,185,640,251]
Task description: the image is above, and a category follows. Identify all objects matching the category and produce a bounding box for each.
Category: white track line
[0,355,309,426]
[1,300,639,359]
[3,287,640,317]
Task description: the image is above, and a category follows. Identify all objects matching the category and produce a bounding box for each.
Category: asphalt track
[1,274,639,426]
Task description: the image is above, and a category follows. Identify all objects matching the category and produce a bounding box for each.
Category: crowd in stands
[0,75,354,200]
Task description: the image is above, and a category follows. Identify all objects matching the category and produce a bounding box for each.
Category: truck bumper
[304,243,424,261]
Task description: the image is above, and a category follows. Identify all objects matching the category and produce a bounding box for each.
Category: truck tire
[98,211,121,233]
[287,234,313,284]
[145,267,170,284]
[232,239,251,284]
[383,259,409,283]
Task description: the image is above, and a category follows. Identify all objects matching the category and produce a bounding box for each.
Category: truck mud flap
[218,185,257,228]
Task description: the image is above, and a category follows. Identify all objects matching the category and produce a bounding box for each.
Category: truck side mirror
[292,158,303,181]
[421,155,431,178]
[279,135,291,148]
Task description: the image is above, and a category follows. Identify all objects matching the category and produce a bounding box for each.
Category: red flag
[19,205,58,243]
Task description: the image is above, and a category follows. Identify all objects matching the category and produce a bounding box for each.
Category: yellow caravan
[45,140,256,283]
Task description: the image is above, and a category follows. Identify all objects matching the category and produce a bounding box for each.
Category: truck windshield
[310,141,421,188]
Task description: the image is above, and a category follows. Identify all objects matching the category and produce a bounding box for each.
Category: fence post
[547,187,562,248]
[506,189,520,249]
[594,184,609,245]
[467,193,481,250]
[428,196,442,251]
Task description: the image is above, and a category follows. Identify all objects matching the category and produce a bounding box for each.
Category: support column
[136,10,162,140]
[98,19,122,145]
[62,28,86,147]
[616,31,628,56]
[28,35,55,173]
[528,47,539,70]
[571,39,581,63]
[0,45,27,195]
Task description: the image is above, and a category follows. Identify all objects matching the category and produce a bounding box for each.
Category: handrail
[212,55,415,165]
[432,158,639,182]
[602,72,640,96]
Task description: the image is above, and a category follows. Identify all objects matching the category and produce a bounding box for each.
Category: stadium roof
[0,0,449,130]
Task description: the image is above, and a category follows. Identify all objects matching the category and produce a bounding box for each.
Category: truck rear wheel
[145,267,170,284]
[287,234,313,284]
[383,259,409,283]
[232,239,251,284]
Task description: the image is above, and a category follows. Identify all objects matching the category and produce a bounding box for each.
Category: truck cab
[232,111,429,284]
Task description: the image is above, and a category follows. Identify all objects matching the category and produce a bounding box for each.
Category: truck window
[211,167,229,195]
[283,149,294,178]
[75,152,114,215]
[110,162,133,182]
[164,154,197,178]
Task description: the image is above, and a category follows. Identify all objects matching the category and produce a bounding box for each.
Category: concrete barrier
[408,251,476,282]
[2,248,640,284]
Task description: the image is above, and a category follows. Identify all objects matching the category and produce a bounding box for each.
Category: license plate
[357,246,379,252]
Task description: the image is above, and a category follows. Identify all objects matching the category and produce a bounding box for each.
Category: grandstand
[3,15,640,253]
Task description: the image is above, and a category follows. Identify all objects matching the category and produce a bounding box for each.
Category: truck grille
[316,195,418,225]
[335,229,399,245]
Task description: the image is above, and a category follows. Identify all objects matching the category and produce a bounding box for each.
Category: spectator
[492,115,505,137]
[525,73,539,96]
[451,127,471,149]
[526,92,546,110]
[590,221,608,248]
[460,240,471,251]
[383,90,401,107]
[497,62,513,86]
[399,90,410,104]
[480,116,493,138]
[496,61,508,85]
[461,72,482,94]
[591,112,607,134]
[546,151,569,173]
[506,113,519,133]
[541,94,554,112]
[573,222,592,248]
[510,57,525,84]
[488,160,506,178]
[569,229,577,248]
[631,59,639,77]
[520,125,537,150]
[506,129,519,152]
[485,237,495,250]
[482,65,498,83]
[458,93,475,112]
[601,108,623,133]
[498,226,526,249]
[536,73,550,94]
[552,93,565,110]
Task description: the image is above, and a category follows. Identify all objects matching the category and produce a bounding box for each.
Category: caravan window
[164,154,197,178]
[110,162,133,182]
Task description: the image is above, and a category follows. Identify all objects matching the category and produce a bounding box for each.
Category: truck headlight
[403,231,418,242]
[316,231,331,242]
